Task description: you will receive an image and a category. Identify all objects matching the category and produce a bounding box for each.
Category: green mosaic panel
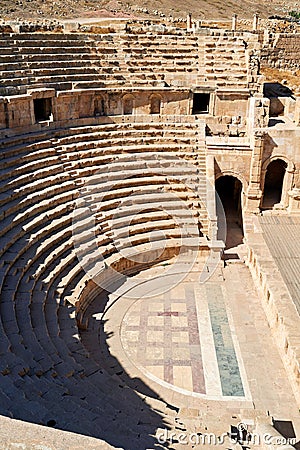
[206,284,244,397]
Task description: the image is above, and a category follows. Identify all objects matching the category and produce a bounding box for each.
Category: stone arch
[261,155,295,209]
[215,170,248,198]
[150,94,162,115]
[261,155,294,174]
[215,174,245,249]
[122,94,134,115]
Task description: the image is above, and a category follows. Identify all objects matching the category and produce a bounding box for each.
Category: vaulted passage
[262,159,287,210]
[215,175,244,250]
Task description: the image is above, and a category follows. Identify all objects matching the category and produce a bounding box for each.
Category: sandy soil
[261,67,300,91]
[0,0,299,21]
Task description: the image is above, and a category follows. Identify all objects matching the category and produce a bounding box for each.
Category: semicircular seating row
[0,32,248,94]
[0,119,209,446]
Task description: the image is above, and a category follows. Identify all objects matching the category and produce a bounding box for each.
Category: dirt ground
[261,67,300,92]
[0,0,299,21]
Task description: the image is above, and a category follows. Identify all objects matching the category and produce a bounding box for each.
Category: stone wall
[0,88,251,135]
[0,416,114,450]
[246,219,300,408]
[261,34,300,71]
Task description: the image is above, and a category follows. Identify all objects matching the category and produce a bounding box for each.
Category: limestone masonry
[0,14,300,450]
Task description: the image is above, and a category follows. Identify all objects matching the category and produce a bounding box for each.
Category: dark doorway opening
[33,98,52,122]
[215,176,244,252]
[192,93,210,114]
[262,159,287,210]
[123,96,133,115]
[150,95,161,114]
[94,96,105,116]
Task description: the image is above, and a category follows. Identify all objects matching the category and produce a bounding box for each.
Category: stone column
[252,14,259,31]
[187,14,192,30]
[246,130,265,213]
[231,14,237,31]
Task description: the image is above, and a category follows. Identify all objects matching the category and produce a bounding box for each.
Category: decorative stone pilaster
[279,167,294,209]
[246,130,265,213]
[206,155,218,241]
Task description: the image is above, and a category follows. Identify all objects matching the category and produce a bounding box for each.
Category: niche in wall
[33,97,52,122]
[192,93,210,114]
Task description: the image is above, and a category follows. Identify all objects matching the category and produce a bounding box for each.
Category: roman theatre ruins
[0,14,299,449]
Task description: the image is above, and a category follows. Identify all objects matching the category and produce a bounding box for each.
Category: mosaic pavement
[120,272,247,400]
[85,259,300,438]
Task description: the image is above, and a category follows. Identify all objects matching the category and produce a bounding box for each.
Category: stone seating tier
[0,119,212,446]
[0,31,250,95]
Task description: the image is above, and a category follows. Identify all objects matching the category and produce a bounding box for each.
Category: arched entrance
[262,159,287,209]
[215,176,244,251]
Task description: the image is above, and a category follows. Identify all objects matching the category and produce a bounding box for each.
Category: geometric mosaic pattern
[121,281,245,398]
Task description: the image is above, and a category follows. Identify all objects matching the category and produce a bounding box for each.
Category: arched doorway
[215,176,244,251]
[262,159,287,209]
